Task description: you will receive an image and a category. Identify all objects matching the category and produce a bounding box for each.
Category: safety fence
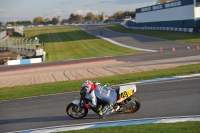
[0,38,41,56]
[121,23,194,33]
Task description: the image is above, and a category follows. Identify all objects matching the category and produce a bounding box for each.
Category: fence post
[29,39,32,53]
[12,38,15,51]
[17,38,19,53]
[25,39,28,54]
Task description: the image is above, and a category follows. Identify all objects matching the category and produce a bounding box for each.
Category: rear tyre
[66,103,88,119]
[124,95,141,113]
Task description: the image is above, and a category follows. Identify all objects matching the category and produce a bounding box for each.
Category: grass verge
[0,63,200,101]
[103,24,200,44]
[61,121,200,133]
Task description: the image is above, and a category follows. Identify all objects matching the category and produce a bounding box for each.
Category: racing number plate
[120,89,132,98]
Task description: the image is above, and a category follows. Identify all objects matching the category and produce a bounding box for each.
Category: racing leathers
[85,83,117,118]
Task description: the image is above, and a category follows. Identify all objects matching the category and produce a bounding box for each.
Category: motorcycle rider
[81,80,117,118]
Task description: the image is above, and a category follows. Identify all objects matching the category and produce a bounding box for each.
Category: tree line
[4,11,135,26]
[3,21,31,26]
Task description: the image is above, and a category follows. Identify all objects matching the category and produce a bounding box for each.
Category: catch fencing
[0,38,41,56]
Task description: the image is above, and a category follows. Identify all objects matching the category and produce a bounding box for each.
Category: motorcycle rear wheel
[124,95,141,113]
[66,103,88,119]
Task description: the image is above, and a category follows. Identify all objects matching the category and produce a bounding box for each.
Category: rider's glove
[84,103,90,109]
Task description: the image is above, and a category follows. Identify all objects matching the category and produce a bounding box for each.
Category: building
[126,0,200,30]
[102,12,109,21]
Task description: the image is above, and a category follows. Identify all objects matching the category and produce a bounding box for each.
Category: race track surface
[83,26,199,51]
[0,76,200,132]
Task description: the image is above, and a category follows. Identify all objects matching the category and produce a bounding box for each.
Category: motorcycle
[66,84,141,119]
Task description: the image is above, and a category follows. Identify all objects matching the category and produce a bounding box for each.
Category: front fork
[72,100,85,111]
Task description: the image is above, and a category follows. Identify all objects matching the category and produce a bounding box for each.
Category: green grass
[19,26,140,62]
[104,24,200,44]
[0,63,200,101]
[61,121,200,133]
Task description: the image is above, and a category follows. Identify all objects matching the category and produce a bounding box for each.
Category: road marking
[115,73,200,86]
[96,36,157,52]
[8,115,200,133]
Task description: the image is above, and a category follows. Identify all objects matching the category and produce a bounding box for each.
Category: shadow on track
[0,114,101,125]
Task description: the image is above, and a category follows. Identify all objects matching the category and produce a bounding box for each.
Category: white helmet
[82,80,93,93]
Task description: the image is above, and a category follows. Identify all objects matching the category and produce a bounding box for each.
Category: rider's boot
[99,104,113,118]
[99,109,103,118]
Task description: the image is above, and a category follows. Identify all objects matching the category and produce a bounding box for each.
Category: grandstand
[124,0,200,32]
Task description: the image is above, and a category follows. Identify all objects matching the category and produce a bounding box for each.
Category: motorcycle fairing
[116,84,137,103]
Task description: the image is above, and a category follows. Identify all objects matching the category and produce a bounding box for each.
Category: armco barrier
[7,58,42,65]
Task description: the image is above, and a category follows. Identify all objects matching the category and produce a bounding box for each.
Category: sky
[0,0,156,23]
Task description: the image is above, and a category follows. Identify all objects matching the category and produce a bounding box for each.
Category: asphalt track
[0,76,200,132]
[0,26,200,132]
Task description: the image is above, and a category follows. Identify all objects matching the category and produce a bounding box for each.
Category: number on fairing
[120,89,132,98]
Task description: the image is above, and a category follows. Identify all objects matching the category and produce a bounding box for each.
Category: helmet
[82,80,93,93]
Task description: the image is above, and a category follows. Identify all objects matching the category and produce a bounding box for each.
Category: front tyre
[66,103,88,119]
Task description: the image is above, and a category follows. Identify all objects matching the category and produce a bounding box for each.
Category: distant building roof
[6,24,13,29]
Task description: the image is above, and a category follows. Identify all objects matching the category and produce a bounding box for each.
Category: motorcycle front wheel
[66,103,88,119]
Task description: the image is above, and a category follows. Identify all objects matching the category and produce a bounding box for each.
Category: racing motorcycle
[66,84,141,119]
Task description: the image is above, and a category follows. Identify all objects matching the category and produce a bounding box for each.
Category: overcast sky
[0,0,156,22]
